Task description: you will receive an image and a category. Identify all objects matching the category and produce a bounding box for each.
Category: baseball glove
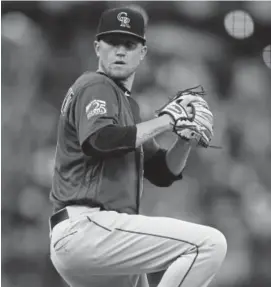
[156,85,218,148]
[176,99,214,147]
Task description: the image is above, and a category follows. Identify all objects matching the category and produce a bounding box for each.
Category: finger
[186,106,193,114]
[185,106,194,118]
[201,133,210,144]
[176,124,204,133]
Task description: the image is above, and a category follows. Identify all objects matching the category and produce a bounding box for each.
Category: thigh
[85,274,149,287]
[50,208,215,280]
[76,210,214,272]
[65,274,144,287]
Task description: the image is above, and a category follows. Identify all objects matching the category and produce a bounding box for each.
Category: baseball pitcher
[49,7,227,287]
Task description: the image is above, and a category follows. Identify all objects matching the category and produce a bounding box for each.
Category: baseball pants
[50,206,227,287]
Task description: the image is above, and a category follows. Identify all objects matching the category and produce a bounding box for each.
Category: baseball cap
[96,7,146,43]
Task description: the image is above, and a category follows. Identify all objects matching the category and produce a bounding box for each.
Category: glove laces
[176,85,206,97]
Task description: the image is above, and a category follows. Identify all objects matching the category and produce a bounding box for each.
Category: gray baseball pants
[50,206,227,287]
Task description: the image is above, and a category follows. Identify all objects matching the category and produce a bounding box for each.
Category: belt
[50,208,69,231]
[50,203,105,231]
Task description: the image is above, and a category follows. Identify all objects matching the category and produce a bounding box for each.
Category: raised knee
[205,228,227,267]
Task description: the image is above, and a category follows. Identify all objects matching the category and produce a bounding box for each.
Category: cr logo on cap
[117,12,130,28]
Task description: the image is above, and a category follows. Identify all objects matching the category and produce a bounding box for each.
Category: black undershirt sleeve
[82,125,137,157]
[144,149,183,187]
[82,125,183,186]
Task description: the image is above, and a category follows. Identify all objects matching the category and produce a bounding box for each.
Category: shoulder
[72,71,117,93]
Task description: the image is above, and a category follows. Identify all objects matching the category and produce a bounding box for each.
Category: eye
[125,41,137,50]
[109,39,118,46]
[102,37,117,46]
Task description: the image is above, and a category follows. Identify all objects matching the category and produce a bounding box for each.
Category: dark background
[2,1,271,287]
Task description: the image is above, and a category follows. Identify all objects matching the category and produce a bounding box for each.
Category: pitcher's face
[94,34,147,80]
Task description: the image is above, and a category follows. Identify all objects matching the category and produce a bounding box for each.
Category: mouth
[113,61,126,65]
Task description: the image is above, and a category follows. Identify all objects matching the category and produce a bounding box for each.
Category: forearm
[82,115,172,157]
[166,137,192,176]
[135,114,172,147]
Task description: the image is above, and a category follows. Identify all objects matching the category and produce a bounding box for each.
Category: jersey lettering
[61,88,74,116]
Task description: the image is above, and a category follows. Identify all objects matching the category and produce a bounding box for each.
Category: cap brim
[96,30,146,43]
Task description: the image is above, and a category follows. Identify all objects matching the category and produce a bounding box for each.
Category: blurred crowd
[1,1,271,287]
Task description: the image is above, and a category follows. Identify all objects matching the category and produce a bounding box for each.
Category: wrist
[177,136,192,147]
[178,136,199,149]
[158,113,174,128]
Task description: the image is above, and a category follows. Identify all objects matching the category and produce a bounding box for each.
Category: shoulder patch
[85,99,107,119]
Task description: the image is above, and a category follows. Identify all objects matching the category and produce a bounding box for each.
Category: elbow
[81,140,93,156]
[156,181,174,187]
[155,175,183,187]
[148,177,175,187]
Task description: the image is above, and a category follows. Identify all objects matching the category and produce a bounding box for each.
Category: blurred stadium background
[1,1,271,287]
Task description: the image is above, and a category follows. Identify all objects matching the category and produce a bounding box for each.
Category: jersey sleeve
[75,82,119,146]
[84,125,137,157]
[143,139,183,186]
[144,148,183,187]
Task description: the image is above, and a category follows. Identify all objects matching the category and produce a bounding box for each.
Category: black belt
[50,208,69,231]
[50,203,105,231]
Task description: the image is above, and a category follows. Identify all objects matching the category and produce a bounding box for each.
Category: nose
[115,45,127,57]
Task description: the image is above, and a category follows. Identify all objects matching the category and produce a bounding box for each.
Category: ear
[140,45,147,61]
[94,40,100,57]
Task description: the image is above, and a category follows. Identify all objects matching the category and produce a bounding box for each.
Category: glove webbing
[176,85,206,98]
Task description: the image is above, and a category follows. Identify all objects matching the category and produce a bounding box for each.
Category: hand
[176,100,214,147]
[171,93,213,147]
[156,94,202,132]
[156,85,214,148]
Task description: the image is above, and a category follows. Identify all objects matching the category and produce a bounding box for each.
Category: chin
[111,74,128,81]
[107,67,134,81]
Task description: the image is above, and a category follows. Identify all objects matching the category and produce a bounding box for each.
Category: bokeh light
[224,10,254,39]
[262,45,271,69]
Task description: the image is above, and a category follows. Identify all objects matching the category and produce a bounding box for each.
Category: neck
[97,66,134,92]
[118,75,134,92]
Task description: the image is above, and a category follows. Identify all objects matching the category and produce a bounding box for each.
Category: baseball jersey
[50,72,147,214]
[50,72,183,214]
